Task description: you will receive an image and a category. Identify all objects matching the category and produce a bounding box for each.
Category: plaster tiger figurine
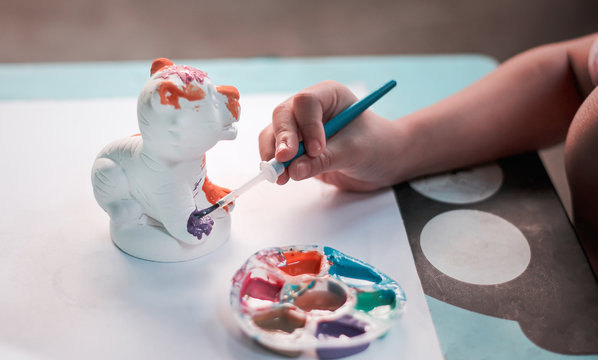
[91,58,240,262]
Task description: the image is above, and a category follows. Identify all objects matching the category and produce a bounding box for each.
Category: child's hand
[258,81,404,191]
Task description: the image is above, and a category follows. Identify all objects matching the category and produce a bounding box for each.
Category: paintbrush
[193,80,397,219]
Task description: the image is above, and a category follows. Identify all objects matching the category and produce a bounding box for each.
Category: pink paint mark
[241,276,284,302]
[157,65,208,85]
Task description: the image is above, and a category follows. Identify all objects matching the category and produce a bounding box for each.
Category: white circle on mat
[420,210,530,285]
[409,163,503,204]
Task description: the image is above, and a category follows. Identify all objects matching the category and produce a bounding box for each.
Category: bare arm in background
[258,33,598,264]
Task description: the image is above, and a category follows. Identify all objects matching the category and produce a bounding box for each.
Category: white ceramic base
[110,215,231,262]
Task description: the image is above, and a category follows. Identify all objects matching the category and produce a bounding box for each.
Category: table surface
[1,55,597,360]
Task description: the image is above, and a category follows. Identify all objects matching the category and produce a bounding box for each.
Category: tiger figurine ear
[150,58,174,76]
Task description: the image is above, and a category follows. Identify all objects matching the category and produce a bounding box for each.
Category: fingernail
[306,140,322,155]
[295,161,309,180]
[276,142,288,156]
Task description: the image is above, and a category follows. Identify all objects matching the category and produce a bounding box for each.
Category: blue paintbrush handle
[282,80,397,167]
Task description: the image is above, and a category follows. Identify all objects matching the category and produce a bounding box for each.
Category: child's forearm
[395,35,596,181]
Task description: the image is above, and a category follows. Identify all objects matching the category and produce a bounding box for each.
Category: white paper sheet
[0,93,443,360]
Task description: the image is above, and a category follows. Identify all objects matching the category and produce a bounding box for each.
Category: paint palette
[230,245,406,359]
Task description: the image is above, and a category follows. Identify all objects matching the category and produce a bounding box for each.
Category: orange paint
[202,176,231,212]
[150,58,174,76]
[130,133,141,137]
[217,85,240,120]
[158,81,205,110]
[279,251,323,276]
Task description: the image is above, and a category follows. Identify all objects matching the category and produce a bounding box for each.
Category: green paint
[356,289,397,312]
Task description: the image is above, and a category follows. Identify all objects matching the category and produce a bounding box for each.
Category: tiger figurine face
[137,58,240,163]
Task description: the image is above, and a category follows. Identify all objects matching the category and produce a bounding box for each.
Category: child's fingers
[276,171,290,185]
[288,146,342,182]
[272,100,300,163]
[263,80,358,184]
[286,112,364,182]
[292,92,325,157]
[303,80,358,121]
[258,124,276,161]
[288,80,358,160]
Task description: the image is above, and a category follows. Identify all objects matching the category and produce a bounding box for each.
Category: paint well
[356,289,396,312]
[420,210,531,285]
[279,250,323,276]
[241,276,283,302]
[316,315,366,338]
[252,307,306,333]
[409,163,503,204]
[293,280,347,312]
[325,247,383,284]
[315,315,369,359]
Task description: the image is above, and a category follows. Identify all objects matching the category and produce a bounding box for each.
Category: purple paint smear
[187,209,214,240]
[192,178,202,197]
[158,65,208,85]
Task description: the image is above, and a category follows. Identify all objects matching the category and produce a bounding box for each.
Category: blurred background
[0,0,595,218]
[2,0,597,63]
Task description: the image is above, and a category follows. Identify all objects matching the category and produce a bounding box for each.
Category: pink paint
[157,65,208,85]
[241,276,284,302]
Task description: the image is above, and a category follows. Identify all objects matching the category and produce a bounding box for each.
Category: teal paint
[324,246,384,284]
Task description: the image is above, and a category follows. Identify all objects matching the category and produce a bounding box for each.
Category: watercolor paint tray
[230,245,407,359]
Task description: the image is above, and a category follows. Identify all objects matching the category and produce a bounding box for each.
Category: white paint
[420,210,530,285]
[409,163,503,204]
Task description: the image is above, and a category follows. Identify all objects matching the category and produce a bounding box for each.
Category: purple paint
[193,179,201,192]
[187,209,214,240]
[158,65,208,85]
[315,315,369,359]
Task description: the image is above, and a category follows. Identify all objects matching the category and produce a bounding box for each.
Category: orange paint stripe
[217,85,240,120]
[158,81,206,109]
